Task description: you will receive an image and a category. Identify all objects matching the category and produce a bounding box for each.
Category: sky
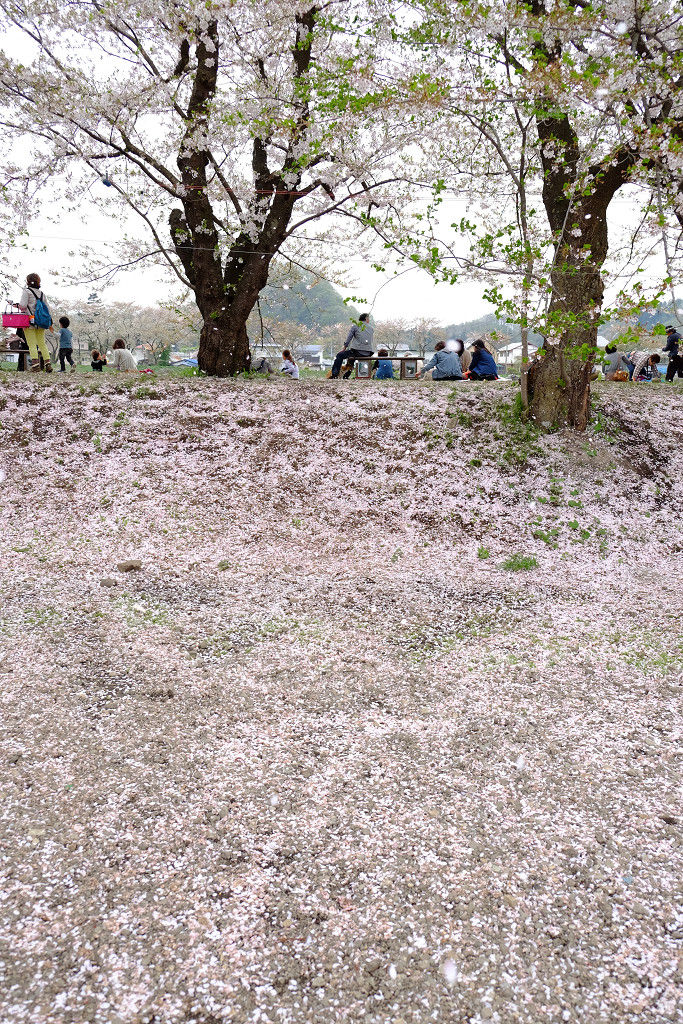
[1,13,678,335]
[6,198,493,328]
[6,181,671,333]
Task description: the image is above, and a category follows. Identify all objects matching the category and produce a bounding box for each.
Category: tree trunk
[528,341,594,430]
[528,255,603,430]
[198,314,251,376]
[529,110,634,428]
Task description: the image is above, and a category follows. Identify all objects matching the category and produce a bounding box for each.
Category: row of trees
[1,1,682,427]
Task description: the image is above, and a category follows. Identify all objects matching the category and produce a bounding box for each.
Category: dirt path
[0,376,681,1024]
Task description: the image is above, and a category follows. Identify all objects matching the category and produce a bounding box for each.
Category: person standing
[662,325,683,381]
[419,340,462,380]
[16,273,53,372]
[329,313,374,379]
[57,316,76,372]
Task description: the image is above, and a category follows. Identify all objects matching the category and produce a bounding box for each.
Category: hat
[666,325,675,331]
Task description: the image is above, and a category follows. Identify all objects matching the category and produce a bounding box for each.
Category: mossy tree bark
[523,2,636,429]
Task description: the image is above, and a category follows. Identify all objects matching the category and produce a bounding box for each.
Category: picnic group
[3,273,683,383]
[2,274,138,374]
[318,313,683,383]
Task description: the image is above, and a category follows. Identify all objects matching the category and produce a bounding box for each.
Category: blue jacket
[422,349,462,379]
[469,348,498,377]
[374,358,394,379]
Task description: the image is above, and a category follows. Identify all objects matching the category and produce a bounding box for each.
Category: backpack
[28,287,52,329]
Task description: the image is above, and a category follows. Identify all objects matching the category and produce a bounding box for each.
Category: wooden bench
[349,355,424,380]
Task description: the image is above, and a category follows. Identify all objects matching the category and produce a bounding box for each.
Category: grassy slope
[0,374,681,1024]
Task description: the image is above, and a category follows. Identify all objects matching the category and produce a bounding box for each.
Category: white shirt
[281,359,299,379]
[19,286,47,315]
[111,348,137,371]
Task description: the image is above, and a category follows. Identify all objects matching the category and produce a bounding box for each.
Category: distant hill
[446,301,683,345]
[444,314,545,346]
[258,274,356,327]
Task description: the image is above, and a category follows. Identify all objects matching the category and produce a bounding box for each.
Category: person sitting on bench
[419,340,462,381]
[329,313,374,379]
[468,339,498,380]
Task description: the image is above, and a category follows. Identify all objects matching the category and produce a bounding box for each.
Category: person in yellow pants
[18,272,53,372]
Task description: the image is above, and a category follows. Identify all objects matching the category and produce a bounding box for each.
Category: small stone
[117,559,142,572]
[660,813,679,825]
[100,578,118,588]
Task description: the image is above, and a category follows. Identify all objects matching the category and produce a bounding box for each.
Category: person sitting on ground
[110,338,137,372]
[252,355,273,374]
[452,338,471,374]
[281,349,299,379]
[58,316,76,373]
[631,351,662,381]
[91,349,108,372]
[603,344,630,380]
[329,313,374,379]
[419,340,463,381]
[467,339,498,380]
[373,348,395,379]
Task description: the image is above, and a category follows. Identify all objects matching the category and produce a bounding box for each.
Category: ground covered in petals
[0,374,681,1024]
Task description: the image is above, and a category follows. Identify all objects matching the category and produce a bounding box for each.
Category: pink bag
[2,304,30,328]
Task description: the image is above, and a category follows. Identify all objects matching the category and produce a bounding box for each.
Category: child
[281,349,299,379]
[373,348,395,379]
[91,349,108,372]
[110,338,138,371]
[58,316,76,372]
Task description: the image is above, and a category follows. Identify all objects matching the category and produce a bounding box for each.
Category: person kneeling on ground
[467,339,498,380]
[91,349,108,372]
[419,340,462,381]
[631,351,661,381]
[281,349,299,379]
[329,313,374,379]
[111,338,137,372]
[373,348,395,379]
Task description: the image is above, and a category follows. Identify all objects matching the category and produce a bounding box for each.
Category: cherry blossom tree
[0,0,420,376]
[395,0,683,428]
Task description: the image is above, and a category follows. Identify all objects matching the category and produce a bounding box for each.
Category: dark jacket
[663,330,681,356]
[469,347,498,377]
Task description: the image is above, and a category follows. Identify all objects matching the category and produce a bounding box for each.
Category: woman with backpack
[15,273,54,372]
